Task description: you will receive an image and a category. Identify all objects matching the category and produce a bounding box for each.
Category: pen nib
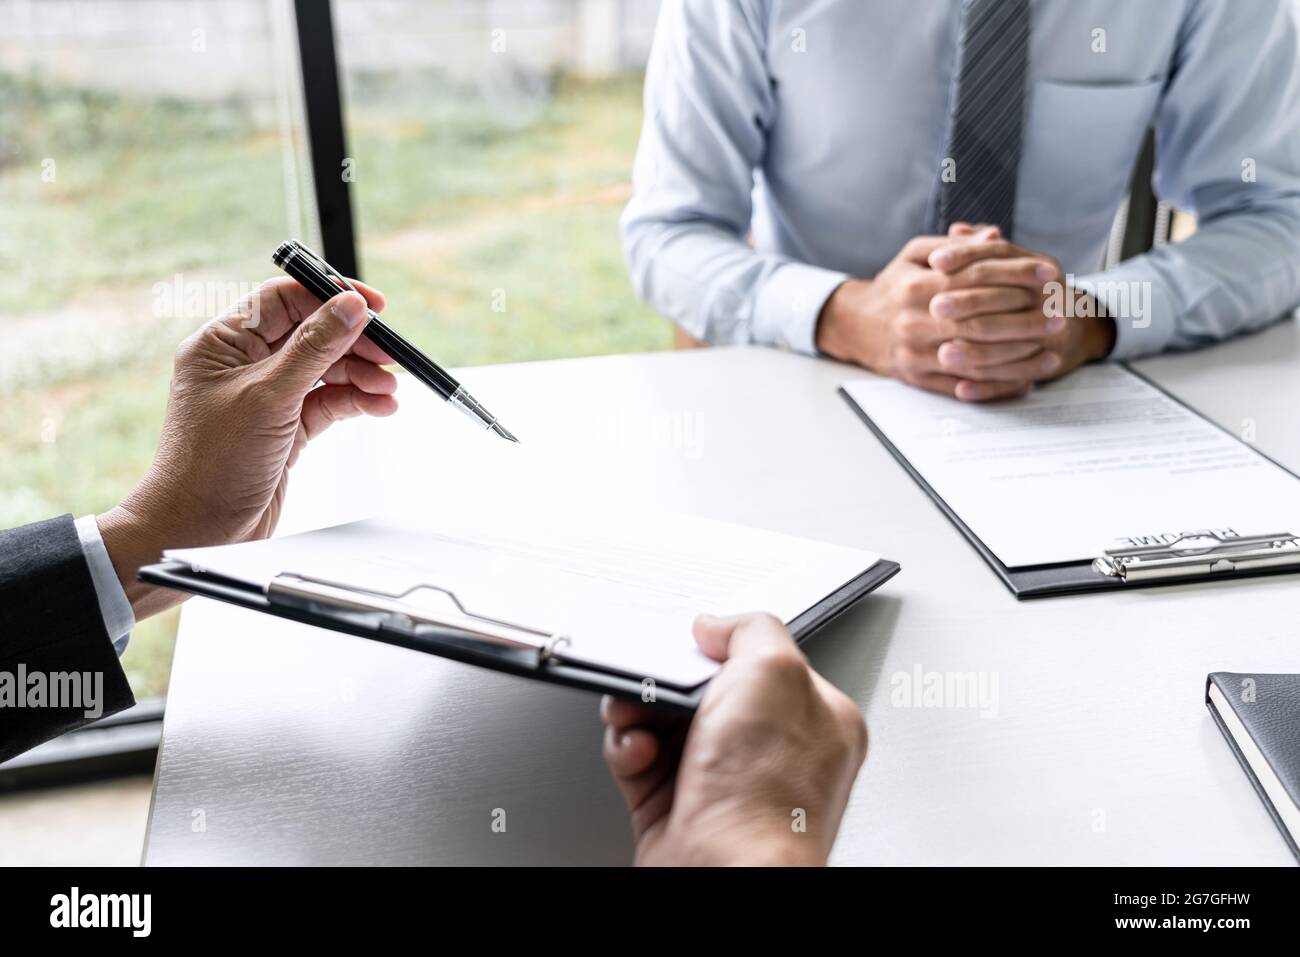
[491,421,520,443]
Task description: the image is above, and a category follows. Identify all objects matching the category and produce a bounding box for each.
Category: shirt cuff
[752,261,851,356]
[74,514,134,657]
[1072,263,1177,360]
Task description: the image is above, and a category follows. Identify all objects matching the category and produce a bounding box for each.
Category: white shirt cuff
[75,514,134,657]
[752,262,850,355]
[1072,264,1176,360]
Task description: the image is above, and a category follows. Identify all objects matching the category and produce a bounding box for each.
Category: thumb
[948,222,1001,241]
[275,291,369,392]
[692,612,797,663]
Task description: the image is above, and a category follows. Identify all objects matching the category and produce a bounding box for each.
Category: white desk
[144,321,1300,865]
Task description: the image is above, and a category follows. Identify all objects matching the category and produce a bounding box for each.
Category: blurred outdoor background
[0,0,669,700]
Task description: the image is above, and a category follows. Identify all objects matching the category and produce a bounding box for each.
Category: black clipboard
[140,557,899,713]
[838,364,1300,599]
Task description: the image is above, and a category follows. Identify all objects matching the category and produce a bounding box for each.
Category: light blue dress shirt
[621,0,1300,359]
[74,514,134,656]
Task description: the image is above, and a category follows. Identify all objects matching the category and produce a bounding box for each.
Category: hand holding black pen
[272,240,518,443]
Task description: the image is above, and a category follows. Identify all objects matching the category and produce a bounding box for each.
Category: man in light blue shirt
[622,0,1300,401]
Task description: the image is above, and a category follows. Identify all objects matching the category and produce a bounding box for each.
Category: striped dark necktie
[937,0,1031,238]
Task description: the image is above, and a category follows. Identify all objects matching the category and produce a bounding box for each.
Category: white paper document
[166,507,879,687]
[842,364,1300,568]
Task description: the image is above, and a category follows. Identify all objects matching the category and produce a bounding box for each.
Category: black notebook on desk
[840,363,1300,598]
[1206,672,1300,863]
[140,507,898,713]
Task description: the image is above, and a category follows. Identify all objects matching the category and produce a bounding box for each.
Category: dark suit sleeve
[0,515,135,762]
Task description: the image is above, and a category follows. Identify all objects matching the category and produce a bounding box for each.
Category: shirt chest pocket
[1014,79,1163,264]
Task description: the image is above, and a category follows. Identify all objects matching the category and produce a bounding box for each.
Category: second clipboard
[838,367,1300,599]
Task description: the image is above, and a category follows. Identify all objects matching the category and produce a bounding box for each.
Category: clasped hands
[817,223,1116,401]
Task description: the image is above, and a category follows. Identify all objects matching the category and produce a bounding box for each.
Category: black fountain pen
[273,240,518,442]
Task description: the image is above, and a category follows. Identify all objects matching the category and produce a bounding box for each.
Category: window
[333,0,668,368]
[0,0,316,700]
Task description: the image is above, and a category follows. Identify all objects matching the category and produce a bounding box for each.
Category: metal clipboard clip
[266,572,572,668]
[1092,530,1300,582]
